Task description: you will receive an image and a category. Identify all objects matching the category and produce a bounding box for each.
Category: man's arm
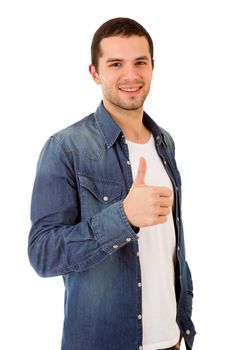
[28,136,138,277]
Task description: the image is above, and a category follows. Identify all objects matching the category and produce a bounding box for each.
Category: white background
[1,1,232,349]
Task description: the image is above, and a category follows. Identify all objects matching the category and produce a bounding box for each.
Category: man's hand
[123,157,172,228]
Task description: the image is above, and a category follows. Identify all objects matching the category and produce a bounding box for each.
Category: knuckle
[146,217,154,226]
[152,187,159,196]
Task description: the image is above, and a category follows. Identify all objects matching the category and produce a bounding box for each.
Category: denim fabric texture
[28,102,196,350]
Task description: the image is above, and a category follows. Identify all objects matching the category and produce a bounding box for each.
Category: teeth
[120,87,140,92]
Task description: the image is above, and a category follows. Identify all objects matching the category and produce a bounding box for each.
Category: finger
[158,196,173,208]
[155,206,170,216]
[154,216,168,225]
[154,186,173,198]
[134,156,147,186]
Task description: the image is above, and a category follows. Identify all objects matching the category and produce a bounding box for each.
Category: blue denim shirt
[28,102,196,350]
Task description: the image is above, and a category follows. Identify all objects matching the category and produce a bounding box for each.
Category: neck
[103,100,150,144]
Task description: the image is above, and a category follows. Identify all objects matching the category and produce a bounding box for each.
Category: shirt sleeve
[28,136,138,277]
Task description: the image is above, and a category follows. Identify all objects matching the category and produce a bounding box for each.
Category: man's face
[90,35,153,114]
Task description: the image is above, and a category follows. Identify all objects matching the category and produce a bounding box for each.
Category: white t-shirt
[126,134,180,350]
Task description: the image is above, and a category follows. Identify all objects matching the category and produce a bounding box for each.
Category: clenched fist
[123,157,172,228]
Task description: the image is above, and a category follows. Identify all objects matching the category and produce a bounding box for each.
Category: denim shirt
[28,102,196,350]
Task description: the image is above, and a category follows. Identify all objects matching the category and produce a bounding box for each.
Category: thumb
[134,157,147,186]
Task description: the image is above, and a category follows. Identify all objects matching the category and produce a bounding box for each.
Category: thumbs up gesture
[123,157,172,228]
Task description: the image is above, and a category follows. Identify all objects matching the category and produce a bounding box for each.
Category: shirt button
[156,135,160,140]
[113,245,118,249]
[103,196,109,201]
[127,160,131,165]
[136,251,140,257]
[186,329,191,335]
[176,186,179,191]
[177,246,180,251]
[138,282,142,287]
[163,160,167,165]
[139,346,143,350]
[138,314,142,320]
[126,237,131,242]
[177,217,180,222]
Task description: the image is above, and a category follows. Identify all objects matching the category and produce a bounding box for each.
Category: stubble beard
[105,89,149,112]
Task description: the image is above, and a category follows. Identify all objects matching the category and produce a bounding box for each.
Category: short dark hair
[91,17,154,71]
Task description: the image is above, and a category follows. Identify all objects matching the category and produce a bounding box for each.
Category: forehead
[99,35,150,60]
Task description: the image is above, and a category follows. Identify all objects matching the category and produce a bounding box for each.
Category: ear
[89,64,101,84]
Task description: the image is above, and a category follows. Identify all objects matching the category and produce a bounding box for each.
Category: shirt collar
[94,101,166,148]
[94,102,123,149]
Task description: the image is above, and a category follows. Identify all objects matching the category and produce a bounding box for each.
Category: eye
[136,61,147,66]
[109,62,121,68]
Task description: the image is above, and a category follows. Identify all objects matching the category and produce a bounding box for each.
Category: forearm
[28,200,138,277]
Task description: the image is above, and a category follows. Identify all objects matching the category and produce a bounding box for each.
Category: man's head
[89,18,154,115]
[91,17,154,72]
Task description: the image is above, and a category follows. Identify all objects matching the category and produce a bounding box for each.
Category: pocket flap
[79,175,121,203]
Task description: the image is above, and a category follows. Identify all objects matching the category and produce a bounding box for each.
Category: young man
[28,17,196,350]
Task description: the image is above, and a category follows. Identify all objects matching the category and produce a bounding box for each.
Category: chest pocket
[78,175,122,218]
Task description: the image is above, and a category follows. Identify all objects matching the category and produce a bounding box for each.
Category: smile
[120,87,140,92]
[119,85,142,93]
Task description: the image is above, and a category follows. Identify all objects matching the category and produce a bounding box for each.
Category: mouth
[118,85,143,95]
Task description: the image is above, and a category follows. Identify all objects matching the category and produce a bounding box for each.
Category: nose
[122,63,139,81]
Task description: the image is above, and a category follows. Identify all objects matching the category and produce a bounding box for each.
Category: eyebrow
[135,56,150,61]
[106,58,123,63]
[106,56,150,63]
